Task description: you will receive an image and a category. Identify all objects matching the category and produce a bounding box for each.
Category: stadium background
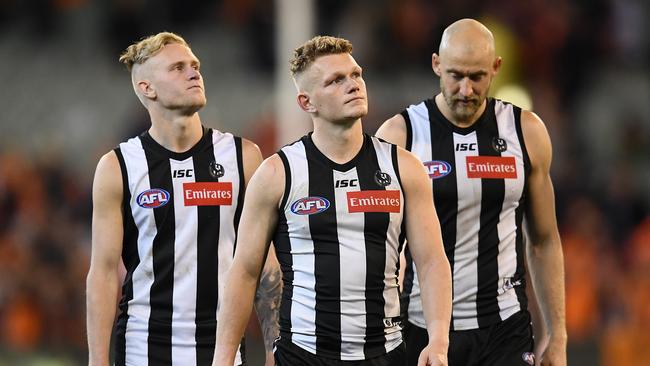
[0,0,648,365]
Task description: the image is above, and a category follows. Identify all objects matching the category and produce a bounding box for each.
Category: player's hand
[264,351,275,366]
[417,343,448,366]
[536,336,567,366]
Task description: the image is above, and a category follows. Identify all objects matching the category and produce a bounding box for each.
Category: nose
[188,68,200,80]
[347,77,361,93]
[459,78,474,97]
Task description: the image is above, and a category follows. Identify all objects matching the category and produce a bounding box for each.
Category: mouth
[345,96,366,104]
[188,85,203,90]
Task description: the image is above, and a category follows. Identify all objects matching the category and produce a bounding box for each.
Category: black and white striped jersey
[273,133,406,361]
[401,98,530,331]
[113,127,245,366]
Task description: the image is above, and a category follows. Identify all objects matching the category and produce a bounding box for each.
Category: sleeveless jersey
[401,98,530,331]
[273,133,406,360]
[113,127,245,366]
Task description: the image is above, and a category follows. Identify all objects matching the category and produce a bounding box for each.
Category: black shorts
[274,338,406,366]
[403,310,535,366]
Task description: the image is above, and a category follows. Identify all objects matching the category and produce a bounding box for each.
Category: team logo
[137,188,170,208]
[209,161,225,179]
[499,277,523,294]
[382,317,402,328]
[290,197,330,215]
[374,170,392,187]
[492,137,507,153]
[424,160,452,179]
[522,352,535,365]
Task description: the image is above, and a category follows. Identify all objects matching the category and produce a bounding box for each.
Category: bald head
[439,18,495,61]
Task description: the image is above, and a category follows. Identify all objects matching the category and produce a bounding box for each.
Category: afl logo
[424,160,452,179]
[290,196,330,215]
[137,188,170,208]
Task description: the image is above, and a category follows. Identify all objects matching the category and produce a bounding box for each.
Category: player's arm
[397,148,452,366]
[521,111,567,366]
[86,151,124,366]
[212,154,284,366]
[375,113,407,148]
[376,114,410,290]
[241,139,282,365]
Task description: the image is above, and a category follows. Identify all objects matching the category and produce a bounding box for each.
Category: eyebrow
[168,60,201,69]
[446,68,487,78]
[323,66,362,83]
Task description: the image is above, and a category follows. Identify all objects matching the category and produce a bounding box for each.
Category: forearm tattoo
[255,264,282,352]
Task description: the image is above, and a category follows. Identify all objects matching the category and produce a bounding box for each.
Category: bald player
[376,19,566,366]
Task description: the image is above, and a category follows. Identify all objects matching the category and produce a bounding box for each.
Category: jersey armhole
[277,150,291,211]
[401,110,413,151]
[113,147,130,211]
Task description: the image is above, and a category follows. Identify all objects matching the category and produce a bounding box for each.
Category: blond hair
[119,32,189,71]
[289,36,353,76]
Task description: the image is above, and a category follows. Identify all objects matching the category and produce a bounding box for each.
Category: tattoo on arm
[254,263,282,353]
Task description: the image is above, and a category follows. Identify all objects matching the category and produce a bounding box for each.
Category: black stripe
[425,99,459,328]
[400,248,415,320]
[475,101,504,327]
[144,143,175,366]
[194,129,220,365]
[401,110,413,151]
[277,151,291,211]
[233,136,245,248]
[305,142,341,356]
[114,147,139,366]
[392,144,407,264]
[513,106,529,309]
[274,150,293,343]
[356,137,390,358]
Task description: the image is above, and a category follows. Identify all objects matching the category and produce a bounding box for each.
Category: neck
[311,118,364,164]
[148,108,204,153]
[435,93,487,128]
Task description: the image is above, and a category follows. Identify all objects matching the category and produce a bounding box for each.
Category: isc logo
[455,142,477,151]
[173,169,193,178]
[290,197,330,215]
[423,160,452,179]
[335,179,358,188]
[137,188,170,208]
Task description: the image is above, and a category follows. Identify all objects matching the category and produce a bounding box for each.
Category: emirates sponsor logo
[347,190,401,213]
[466,156,517,179]
[183,182,232,206]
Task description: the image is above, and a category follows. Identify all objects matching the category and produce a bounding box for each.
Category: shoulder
[520,110,553,169]
[241,138,263,162]
[375,113,407,148]
[246,154,286,205]
[93,150,123,201]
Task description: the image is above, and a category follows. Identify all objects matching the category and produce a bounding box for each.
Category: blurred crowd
[0,0,648,365]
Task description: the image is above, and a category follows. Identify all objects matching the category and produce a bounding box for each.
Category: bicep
[90,152,124,272]
[234,157,284,277]
[521,111,559,241]
[399,150,441,267]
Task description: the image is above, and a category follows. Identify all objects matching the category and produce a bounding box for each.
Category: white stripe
[283,142,318,354]
[494,103,524,320]
[169,157,198,365]
[370,138,404,351]
[452,132,481,330]
[120,137,153,365]
[211,132,243,365]
[334,167,367,359]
